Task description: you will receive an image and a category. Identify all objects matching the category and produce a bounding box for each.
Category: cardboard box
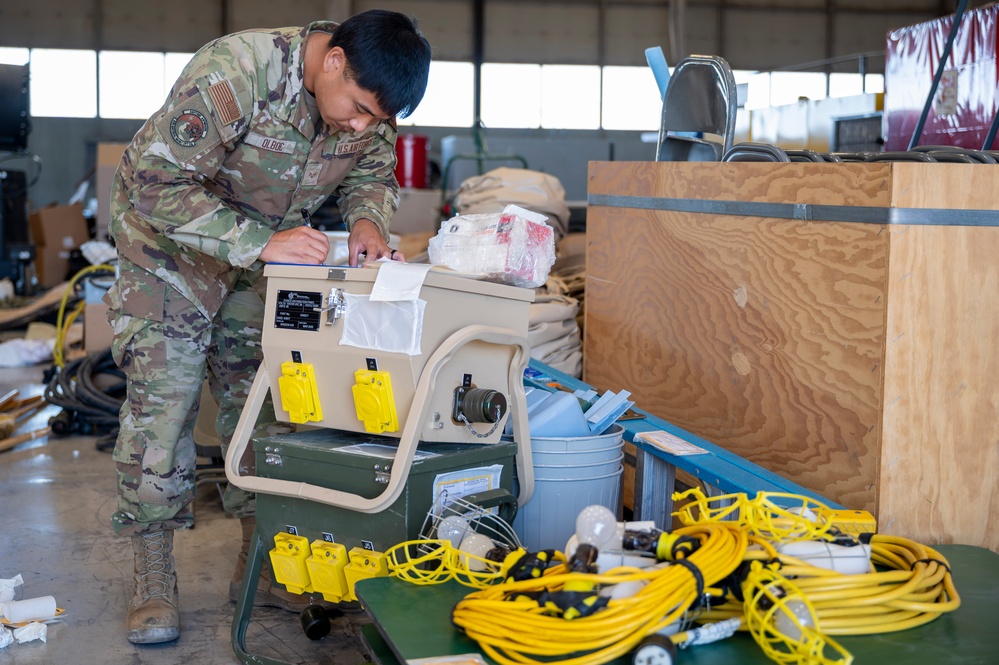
[96,143,127,241]
[29,203,90,287]
[84,302,112,352]
[391,188,441,235]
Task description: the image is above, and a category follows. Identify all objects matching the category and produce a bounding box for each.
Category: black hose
[43,349,125,451]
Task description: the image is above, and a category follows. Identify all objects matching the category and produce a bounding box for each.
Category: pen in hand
[301,208,314,227]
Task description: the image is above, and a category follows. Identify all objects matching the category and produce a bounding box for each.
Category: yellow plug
[343,547,389,602]
[352,369,399,433]
[268,532,313,595]
[306,540,350,603]
[827,509,877,536]
[278,361,323,424]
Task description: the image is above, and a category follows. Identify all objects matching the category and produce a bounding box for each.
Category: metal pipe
[908,0,969,150]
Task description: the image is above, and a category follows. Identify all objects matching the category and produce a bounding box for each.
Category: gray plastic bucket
[514,466,623,552]
[532,452,625,479]
[511,425,625,552]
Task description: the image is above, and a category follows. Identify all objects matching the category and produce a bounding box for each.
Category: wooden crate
[585,161,999,552]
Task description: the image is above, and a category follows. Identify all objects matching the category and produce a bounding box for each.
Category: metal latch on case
[312,287,346,326]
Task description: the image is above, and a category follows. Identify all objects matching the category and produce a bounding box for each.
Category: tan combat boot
[126,530,180,644]
[230,516,326,612]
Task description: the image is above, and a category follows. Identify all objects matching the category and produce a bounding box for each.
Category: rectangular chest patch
[334,137,374,156]
[206,80,242,126]
[245,132,296,154]
[302,162,324,186]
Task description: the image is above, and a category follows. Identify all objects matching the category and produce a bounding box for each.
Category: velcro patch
[245,132,296,154]
[334,137,373,156]
[155,94,221,162]
[302,162,323,186]
[207,79,242,126]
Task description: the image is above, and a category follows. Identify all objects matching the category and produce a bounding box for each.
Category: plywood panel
[586,160,999,552]
[586,164,889,511]
[880,225,999,551]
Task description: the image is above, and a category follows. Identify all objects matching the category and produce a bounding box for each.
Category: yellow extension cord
[388,489,962,665]
[53,264,115,368]
[448,523,748,665]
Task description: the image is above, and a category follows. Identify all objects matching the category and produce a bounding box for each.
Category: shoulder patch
[207,79,243,126]
[154,93,222,162]
[170,109,210,147]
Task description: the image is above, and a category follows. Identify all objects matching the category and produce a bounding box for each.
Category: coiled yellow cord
[450,523,748,665]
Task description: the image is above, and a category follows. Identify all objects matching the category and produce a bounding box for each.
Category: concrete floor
[0,362,373,664]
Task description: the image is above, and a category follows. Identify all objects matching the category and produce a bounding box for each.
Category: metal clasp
[312,287,346,326]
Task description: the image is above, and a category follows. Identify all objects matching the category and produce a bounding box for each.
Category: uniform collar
[280,21,339,138]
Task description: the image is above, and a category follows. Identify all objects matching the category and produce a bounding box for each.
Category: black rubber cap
[300,604,331,641]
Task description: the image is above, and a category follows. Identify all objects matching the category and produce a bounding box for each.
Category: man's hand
[259,226,330,264]
[348,218,405,266]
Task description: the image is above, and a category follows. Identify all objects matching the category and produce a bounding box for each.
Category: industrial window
[29,49,97,118]
[99,51,169,119]
[541,65,601,130]
[398,61,474,128]
[0,48,29,66]
[481,63,542,129]
[99,51,196,119]
[602,66,661,131]
[829,72,885,97]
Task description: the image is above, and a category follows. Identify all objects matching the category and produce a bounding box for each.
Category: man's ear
[324,46,345,74]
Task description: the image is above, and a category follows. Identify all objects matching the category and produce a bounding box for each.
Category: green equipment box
[253,428,518,553]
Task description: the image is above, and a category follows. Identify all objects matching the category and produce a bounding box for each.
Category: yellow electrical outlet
[827,509,877,536]
[352,369,398,433]
[342,547,389,602]
[269,532,313,595]
[278,361,323,424]
[306,540,350,603]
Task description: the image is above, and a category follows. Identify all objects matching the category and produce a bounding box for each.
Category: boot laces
[138,532,175,599]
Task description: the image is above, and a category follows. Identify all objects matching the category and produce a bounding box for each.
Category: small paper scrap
[636,430,709,456]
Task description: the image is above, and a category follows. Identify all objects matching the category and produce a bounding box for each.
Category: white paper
[339,294,426,356]
[0,575,22,604]
[370,260,433,302]
[432,465,503,515]
[12,622,46,644]
[0,626,12,649]
[334,443,439,460]
[502,204,548,225]
[636,430,710,456]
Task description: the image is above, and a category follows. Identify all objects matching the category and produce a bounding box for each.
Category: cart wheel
[632,634,677,665]
[300,604,331,640]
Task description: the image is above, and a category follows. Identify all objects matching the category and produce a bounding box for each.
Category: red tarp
[884,3,999,150]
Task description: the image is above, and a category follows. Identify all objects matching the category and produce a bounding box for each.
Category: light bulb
[458,532,495,572]
[436,515,471,548]
[575,505,618,549]
[776,540,872,575]
[774,598,813,642]
[599,579,647,600]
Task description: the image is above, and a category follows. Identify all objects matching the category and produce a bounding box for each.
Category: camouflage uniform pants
[107,263,276,536]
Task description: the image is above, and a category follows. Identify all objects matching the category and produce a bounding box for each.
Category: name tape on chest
[245,132,296,154]
[334,137,374,156]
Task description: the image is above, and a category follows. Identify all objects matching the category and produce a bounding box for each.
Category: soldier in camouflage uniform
[103,9,430,644]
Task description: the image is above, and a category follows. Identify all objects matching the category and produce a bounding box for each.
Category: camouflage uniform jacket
[108,21,399,320]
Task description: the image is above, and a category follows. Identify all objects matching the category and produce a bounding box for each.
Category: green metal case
[253,428,518,553]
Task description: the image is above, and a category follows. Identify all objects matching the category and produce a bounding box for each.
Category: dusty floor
[0,360,373,664]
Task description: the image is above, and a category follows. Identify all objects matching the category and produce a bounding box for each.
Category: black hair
[329,9,431,119]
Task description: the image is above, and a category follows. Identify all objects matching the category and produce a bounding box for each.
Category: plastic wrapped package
[428,205,556,288]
